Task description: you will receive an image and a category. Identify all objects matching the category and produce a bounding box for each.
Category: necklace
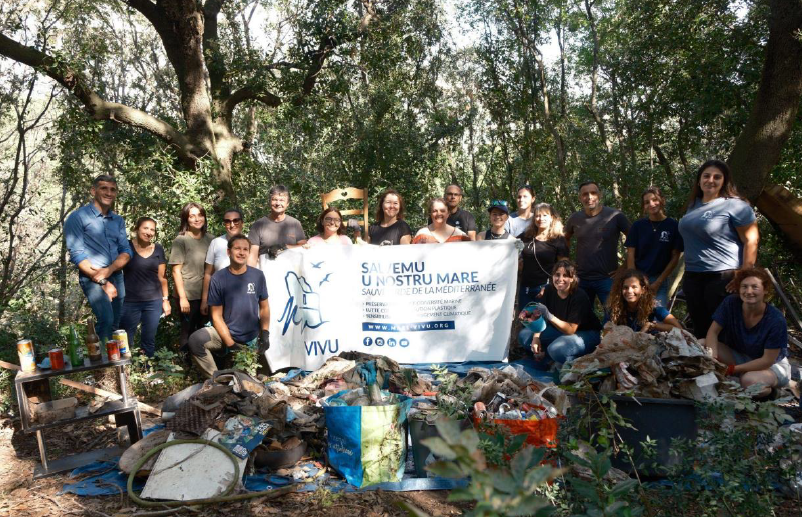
[489,231,508,240]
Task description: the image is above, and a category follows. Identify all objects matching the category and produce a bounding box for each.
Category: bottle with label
[68,325,83,367]
[85,319,102,362]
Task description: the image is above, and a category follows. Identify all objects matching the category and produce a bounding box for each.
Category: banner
[264,240,518,371]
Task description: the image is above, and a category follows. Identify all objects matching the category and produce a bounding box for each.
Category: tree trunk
[728,0,802,202]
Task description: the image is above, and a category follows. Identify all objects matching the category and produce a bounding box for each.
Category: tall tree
[0,0,406,204]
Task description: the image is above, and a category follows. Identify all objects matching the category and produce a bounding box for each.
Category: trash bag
[322,389,412,487]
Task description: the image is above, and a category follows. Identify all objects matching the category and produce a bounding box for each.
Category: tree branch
[0,32,196,162]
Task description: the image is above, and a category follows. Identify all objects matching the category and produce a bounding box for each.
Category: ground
[0,412,470,517]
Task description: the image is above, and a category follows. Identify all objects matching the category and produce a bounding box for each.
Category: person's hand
[347,219,361,231]
[640,321,654,333]
[91,266,111,283]
[258,329,270,354]
[532,303,552,322]
[228,342,244,352]
[179,296,190,314]
[162,299,172,317]
[200,300,209,316]
[267,244,287,259]
[649,279,662,295]
[530,336,545,360]
[102,281,117,301]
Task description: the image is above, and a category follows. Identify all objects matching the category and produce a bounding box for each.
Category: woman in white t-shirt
[200,208,245,315]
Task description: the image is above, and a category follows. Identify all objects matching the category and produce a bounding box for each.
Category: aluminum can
[106,340,121,361]
[112,330,130,357]
[17,339,36,372]
[48,348,65,370]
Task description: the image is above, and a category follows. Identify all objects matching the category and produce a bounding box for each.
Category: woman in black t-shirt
[119,217,170,357]
[518,203,569,309]
[517,259,601,369]
[366,188,412,245]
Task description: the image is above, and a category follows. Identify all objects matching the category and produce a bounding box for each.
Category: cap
[487,199,510,215]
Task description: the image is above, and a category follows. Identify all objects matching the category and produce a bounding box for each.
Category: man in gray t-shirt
[247,185,308,268]
[565,181,630,307]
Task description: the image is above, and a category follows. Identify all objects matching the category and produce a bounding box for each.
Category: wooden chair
[321,187,370,235]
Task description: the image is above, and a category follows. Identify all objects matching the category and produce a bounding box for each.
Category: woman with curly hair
[605,269,682,333]
[306,207,353,245]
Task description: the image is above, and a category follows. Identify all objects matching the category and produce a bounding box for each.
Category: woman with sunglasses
[201,208,245,316]
[307,207,353,245]
[477,200,516,240]
[518,203,569,309]
[119,217,170,357]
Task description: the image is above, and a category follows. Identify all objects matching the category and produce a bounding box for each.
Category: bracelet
[162,296,169,301]
[725,364,736,376]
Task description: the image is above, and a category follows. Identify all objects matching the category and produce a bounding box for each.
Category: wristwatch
[162,296,169,300]
[97,278,107,286]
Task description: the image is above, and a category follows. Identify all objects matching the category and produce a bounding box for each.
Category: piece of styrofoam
[140,429,246,501]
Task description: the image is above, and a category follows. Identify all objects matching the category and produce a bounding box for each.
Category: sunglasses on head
[490,200,508,208]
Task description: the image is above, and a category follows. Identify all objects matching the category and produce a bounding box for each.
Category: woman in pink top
[307,207,353,246]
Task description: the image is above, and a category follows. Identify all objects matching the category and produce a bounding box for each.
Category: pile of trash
[564,325,726,400]
[114,351,571,501]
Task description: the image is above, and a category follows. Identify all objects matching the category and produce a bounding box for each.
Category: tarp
[265,240,518,371]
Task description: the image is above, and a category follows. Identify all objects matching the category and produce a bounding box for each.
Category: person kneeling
[188,235,270,379]
[605,269,682,334]
[702,266,791,398]
[518,260,602,370]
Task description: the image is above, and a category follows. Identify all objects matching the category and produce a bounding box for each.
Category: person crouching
[188,235,270,378]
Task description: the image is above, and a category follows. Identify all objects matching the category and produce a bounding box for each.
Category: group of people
[65,160,790,395]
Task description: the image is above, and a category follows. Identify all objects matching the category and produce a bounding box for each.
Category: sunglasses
[490,200,508,208]
[223,218,242,225]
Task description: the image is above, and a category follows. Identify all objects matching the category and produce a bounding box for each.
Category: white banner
[264,240,518,371]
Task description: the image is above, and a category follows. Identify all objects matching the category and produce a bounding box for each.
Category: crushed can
[106,339,121,361]
[17,339,36,372]
[113,329,130,357]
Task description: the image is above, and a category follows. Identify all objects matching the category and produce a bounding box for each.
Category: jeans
[683,270,734,338]
[579,277,613,308]
[518,322,601,365]
[518,283,548,311]
[79,271,125,342]
[648,274,669,308]
[119,299,163,357]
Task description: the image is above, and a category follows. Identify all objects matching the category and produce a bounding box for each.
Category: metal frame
[15,355,143,478]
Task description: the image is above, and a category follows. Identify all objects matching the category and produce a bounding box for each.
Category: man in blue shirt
[65,175,132,341]
[188,235,270,378]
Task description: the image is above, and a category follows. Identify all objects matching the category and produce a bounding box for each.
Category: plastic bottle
[85,319,102,362]
[68,325,83,367]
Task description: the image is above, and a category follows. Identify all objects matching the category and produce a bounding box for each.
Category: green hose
[127,439,296,507]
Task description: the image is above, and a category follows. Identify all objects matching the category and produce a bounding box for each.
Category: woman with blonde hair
[518,203,569,309]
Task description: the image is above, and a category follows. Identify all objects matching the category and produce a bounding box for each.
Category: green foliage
[232,346,259,378]
[658,384,801,517]
[128,348,191,400]
[431,364,473,420]
[563,447,643,517]
[409,418,560,517]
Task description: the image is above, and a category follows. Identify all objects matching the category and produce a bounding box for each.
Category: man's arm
[626,248,636,270]
[210,305,236,347]
[466,230,477,241]
[248,244,260,267]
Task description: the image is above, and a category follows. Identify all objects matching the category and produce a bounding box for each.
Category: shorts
[730,349,791,388]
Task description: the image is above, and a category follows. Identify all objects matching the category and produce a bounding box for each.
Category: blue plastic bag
[322,389,412,488]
